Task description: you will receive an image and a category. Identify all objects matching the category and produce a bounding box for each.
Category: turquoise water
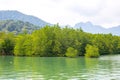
[0,55,120,80]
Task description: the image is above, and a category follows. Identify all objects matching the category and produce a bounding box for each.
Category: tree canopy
[0,20,39,34]
[0,25,120,57]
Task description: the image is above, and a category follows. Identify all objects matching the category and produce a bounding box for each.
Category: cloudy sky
[0,0,120,28]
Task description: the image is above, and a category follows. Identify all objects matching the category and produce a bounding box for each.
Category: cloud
[67,0,105,17]
[0,0,120,28]
[90,0,120,27]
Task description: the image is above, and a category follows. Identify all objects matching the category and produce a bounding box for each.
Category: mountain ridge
[74,21,120,35]
[0,10,50,27]
[0,10,119,35]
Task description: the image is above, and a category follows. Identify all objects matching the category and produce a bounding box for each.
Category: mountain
[0,10,119,35]
[0,10,50,27]
[0,20,39,34]
[74,22,105,33]
[107,26,120,35]
[74,22,120,35]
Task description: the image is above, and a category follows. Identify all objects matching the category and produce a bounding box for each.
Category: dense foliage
[65,47,78,57]
[85,44,100,58]
[0,20,39,34]
[0,32,15,55]
[0,25,120,57]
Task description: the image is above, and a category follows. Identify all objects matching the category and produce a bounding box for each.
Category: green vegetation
[85,44,100,58]
[0,20,39,34]
[0,32,15,55]
[0,24,120,57]
[65,47,78,57]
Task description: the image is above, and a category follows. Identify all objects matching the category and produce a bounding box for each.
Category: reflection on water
[0,55,120,80]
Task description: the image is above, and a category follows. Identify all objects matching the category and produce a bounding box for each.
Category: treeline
[0,25,120,57]
[0,20,39,34]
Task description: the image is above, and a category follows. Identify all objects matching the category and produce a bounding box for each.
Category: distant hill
[0,10,50,27]
[0,10,120,35]
[107,26,120,35]
[0,20,39,34]
[74,22,120,35]
[74,22,105,33]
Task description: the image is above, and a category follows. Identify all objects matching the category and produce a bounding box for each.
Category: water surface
[0,55,120,80]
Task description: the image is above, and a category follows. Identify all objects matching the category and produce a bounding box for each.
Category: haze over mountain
[74,22,120,35]
[74,22,105,33]
[0,10,50,27]
[0,10,119,35]
[107,26,120,35]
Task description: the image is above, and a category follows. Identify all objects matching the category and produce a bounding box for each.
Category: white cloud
[91,0,120,27]
[0,0,120,28]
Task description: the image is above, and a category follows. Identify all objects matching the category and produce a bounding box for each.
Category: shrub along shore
[0,25,120,58]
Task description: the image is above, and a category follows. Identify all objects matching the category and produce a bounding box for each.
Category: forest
[0,24,120,58]
[0,20,39,34]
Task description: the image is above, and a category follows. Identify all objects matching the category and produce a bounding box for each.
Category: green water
[0,55,120,80]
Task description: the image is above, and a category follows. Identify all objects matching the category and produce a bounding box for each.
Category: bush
[1,38,14,55]
[65,47,78,57]
[85,44,100,58]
